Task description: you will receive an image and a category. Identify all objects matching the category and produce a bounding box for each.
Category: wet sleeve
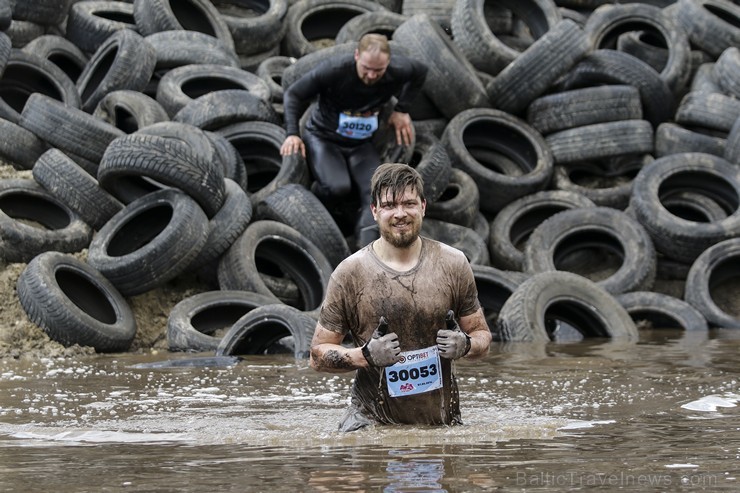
[456,255,481,318]
[282,67,326,136]
[318,272,351,335]
[393,57,428,114]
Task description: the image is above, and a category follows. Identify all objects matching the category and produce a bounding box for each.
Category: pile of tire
[1,0,739,356]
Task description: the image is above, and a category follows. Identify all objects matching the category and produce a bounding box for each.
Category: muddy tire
[425,168,479,228]
[0,49,81,123]
[489,190,595,271]
[675,0,740,58]
[167,290,276,352]
[684,237,740,329]
[524,206,656,294]
[661,190,729,224]
[551,155,648,210]
[394,13,490,119]
[497,271,639,342]
[19,92,126,167]
[11,0,73,26]
[402,0,455,29]
[674,91,740,134]
[450,0,562,75]
[32,149,123,231]
[22,34,88,83]
[145,30,239,72]
[255,183,350,268]
[0,117,48,170]
[218,220,333,313]
[215,0,288,56]
[545,119,654,165]
[17,251,136,353]
[65,0,138,54]
[76,29,157,113]
[713,47,740,99]
[334,10,407,43]
[442,108,553,213]
[472,264,526,340]
[6,20,45,49]
[98,132,226,216]
[631,152,740,263]
[406,131,452,203]
[133,0,235,53]
[206,131,248,191]
[655,123,726,159]
[93,90,170,134]
[281,0,384,58]
[616,291,708,331]
[87,189,209,297]
[0,0,10,31]
[188,178,252,272]
[156,63,271,117]
[487,19,591,116]
[217,121,311,206]
[134,121,215,161]
[256,55,295,104]
[173,89,280,131]
[726,117,740,165]
[216,303,316,359]
[584,2,691,93]
[0,179,92,263]
[526,84,642,136]
[555,49,674,128]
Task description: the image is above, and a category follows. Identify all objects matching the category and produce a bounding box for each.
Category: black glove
[362,316,401,367]
[436,310,471,359]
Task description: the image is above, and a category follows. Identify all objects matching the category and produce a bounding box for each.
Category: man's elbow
[309,346,322,371]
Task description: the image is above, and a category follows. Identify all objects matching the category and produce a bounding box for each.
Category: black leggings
[302,128,380,234]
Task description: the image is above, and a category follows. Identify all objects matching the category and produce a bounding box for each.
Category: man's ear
[354,49,359,61]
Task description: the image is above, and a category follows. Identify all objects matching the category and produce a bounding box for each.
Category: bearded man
[309,162,492,431]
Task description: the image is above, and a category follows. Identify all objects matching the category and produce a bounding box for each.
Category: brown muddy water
[1,329,739,492]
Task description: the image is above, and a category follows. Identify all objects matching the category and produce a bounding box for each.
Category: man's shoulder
[388,53,425,72]
[333,245,374,273]
[421,236,468,262]
[313,52,355,75]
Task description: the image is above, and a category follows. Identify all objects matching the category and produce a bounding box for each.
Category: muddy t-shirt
[319,237,481,426]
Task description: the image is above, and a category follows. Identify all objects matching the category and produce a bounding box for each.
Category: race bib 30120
[336,112,378,139]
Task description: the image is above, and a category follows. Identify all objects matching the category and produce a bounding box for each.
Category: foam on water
[680,393,740,412]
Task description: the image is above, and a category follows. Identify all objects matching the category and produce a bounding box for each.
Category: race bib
[336,112,378,139]
[385,346,442,398]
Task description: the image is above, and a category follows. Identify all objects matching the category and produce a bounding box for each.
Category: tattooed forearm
[312,348,355,371]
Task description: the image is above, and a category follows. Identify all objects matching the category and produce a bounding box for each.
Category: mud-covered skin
[312,348,355,371]
[319,237,480,427]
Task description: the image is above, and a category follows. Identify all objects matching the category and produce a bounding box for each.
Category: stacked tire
[0,0,738,356]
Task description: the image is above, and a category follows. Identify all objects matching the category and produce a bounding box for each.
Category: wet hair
[370,163,425,206]
[357,33,390,57]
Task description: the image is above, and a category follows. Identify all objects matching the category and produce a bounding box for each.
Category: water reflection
[0,330,739,491]
[384,451,446,493]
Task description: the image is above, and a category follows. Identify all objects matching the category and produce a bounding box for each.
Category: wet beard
[381,220,421,249]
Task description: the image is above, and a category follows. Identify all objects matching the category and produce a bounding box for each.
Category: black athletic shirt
[282,53,428,141]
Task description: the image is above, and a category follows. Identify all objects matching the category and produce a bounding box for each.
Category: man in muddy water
[280,33,428,250]
[309,163,492,431]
